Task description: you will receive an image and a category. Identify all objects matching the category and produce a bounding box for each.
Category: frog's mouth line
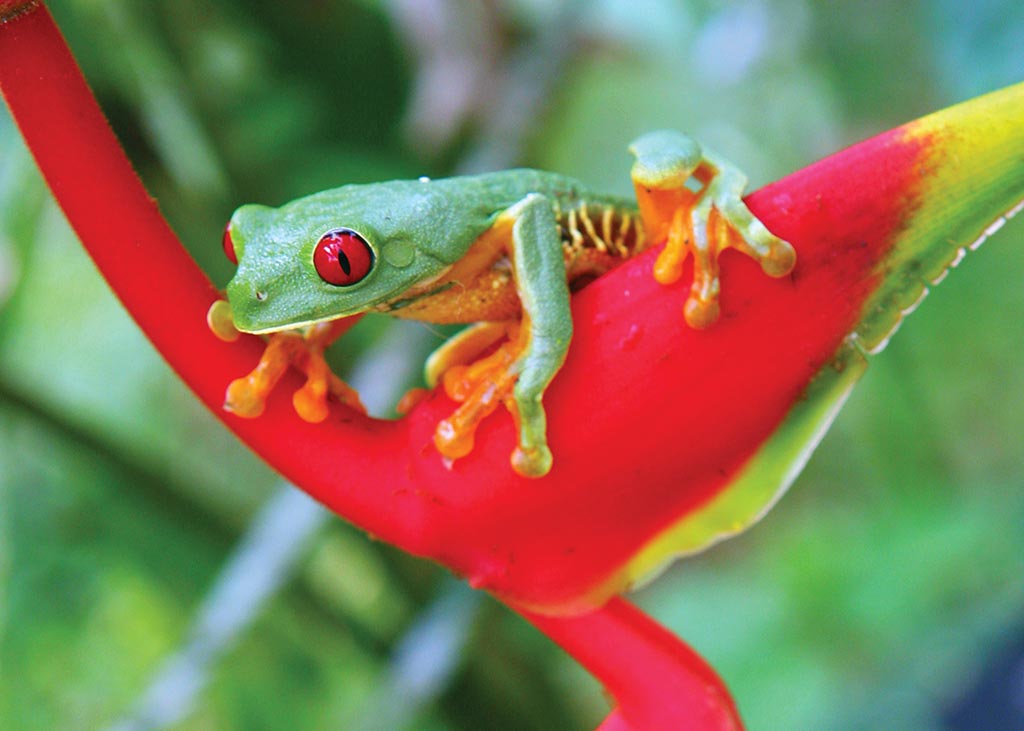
[233,315,346,335]
[228,283,455,335]
[226,287,374,335]
[372,281,456,313]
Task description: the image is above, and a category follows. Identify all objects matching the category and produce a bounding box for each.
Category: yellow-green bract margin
[620,344,867,590]
[857,81,1024,353]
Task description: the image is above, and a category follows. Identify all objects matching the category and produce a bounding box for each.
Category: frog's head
[223,181,453,334]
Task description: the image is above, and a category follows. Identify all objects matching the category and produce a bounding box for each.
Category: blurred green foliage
[1,1,1022,729]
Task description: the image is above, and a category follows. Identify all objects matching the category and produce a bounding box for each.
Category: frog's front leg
[629,130,796,328]
[433,194,572,478]
[207,302,365,421]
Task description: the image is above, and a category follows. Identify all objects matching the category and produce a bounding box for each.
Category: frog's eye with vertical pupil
[313,229,375,286]
[222,222,238,265]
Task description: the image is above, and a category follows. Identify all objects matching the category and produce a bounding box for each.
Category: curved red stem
[523,599,743,731]
[0,4,745,728]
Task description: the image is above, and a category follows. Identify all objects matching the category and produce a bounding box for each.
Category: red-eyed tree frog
[208,131,796,478]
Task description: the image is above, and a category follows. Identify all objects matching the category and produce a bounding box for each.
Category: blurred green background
[1,1,1023,729]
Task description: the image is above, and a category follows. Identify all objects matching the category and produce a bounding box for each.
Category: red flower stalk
[2,3,1021,729]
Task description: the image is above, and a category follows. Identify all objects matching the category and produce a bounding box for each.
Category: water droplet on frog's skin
[382,239,415,268]
[418,176,431,183]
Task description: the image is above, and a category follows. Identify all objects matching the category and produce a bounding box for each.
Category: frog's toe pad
[293,383,329,423]
[207,299,240,342]
[435,414,478,460]
[511,444,552,479]
[684,297,721,330]
[758,237,797,278]
[225,377,270,418]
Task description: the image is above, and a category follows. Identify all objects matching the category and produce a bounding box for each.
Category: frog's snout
[223,275,271,334]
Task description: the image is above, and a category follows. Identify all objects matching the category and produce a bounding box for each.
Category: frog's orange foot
[628,132,796,329]
[207,303,366,421]
[654,200,796,329]
[430,323,528,471]
[289,326,367,421]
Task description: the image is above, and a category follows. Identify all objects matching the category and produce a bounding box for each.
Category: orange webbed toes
[431,328,524,467]
[223,326,364,422]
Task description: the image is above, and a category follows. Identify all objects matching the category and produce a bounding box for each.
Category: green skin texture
[225,131,745,476]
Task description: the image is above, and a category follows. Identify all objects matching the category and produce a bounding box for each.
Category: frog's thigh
[424,321,510,388]
[505,193,573,477]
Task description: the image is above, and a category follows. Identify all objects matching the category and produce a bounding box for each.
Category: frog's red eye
[313,229,374,286]
[222,223,238,265]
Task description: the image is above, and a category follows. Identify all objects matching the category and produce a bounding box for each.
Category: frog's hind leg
[432,194,572,478]
[425,322,512,388]
[629,130,796,329]
[396,321,513,427]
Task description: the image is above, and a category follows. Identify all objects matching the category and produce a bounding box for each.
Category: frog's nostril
[254,289,268,302]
